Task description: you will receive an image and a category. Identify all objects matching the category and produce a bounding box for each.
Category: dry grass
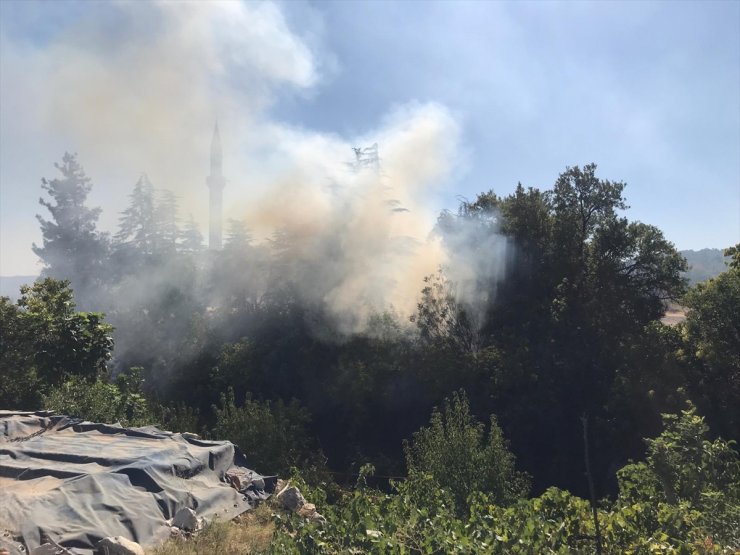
[148,504,275,555]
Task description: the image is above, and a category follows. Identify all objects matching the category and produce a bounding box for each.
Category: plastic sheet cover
[0,410,275,554]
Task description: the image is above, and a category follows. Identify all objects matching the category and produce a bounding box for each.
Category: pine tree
[115,174,157,256]
[224,218,252,252]
[155,189,180,252]
[181,214,204,253]
[32,152,108,307]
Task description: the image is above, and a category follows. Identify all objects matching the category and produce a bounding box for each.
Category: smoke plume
[1,0,509,336]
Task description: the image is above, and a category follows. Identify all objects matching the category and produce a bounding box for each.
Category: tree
[420,164,689,496]
[681,255,740,440]
[617,404,740,547]
[0,294,40,408]
[212,389,313,475]
[404,390,530,512]
[155,189,180,252]
[32,152,108,307]
[724,243,740,269]
[209,219,268,312]
[412,271,480,354]
[0,278,114,407]
[181,214,204,253]
[17,278,113,383]
[115,173,158,257]
[42,367,155,427]
[224,218,252,252]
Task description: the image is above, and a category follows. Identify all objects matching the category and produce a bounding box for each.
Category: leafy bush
[0,278,113,408]
[212,389,314,475]
[270,404,739,554]
[42,367,155,427]
[271,471,467,554]
[617,404,740,548]
[681,260,740,440]
[156,402,202,434]
[403,390,530,512]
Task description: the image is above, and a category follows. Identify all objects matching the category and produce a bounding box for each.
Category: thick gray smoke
[2,1,510,337]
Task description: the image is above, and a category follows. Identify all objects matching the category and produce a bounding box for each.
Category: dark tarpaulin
[0,410,275,554]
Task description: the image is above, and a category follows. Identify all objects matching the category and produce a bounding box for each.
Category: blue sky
[1,0,738,275]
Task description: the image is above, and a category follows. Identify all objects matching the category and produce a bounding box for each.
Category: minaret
[207,123,225,249]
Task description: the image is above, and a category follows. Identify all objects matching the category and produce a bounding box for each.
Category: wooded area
[1,155,738,552]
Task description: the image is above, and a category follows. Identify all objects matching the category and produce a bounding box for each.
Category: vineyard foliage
[271,404,739,554]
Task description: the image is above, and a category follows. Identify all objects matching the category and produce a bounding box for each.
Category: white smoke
[0,0,509,335]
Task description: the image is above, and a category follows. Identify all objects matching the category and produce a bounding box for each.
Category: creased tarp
[0,410,276,554]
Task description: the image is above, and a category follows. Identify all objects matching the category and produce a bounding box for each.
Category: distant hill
[680,248,730,285]
[0,275,38,301]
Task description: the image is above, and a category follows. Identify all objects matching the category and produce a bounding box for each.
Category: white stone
[95,536,144,555]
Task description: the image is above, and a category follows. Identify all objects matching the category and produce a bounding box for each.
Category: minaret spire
[211,122,222,177]
[207,122,225,249]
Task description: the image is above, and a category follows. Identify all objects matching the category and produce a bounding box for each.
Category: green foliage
[18,278,113,383]
[404,390,529,512]
[156,402,202,434]
[272,408,738,554]
[681,261,740,440]
[0,278,113,408]
[10,159,734,553]
[42,367,155,427]
[412,164,690,495]
[271,472,465,554]
[617,404,740,547]
[19,278,113,382]
[723,243,740,270]
[212,389,314,475]
[0,295,41,408]
[271,475,733,553]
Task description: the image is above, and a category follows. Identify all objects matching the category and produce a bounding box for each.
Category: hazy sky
[1,0,738,276]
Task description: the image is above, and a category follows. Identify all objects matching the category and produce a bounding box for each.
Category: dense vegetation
[1,154,738,552]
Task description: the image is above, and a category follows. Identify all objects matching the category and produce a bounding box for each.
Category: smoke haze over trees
[1,2,738,550]
[18,149,736,505]
[2,97,738,549]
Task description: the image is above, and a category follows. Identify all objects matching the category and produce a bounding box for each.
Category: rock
[172,507,199,531]
[276,485,306,512]
[275,483,325,522]
[95,536,144,555]
[226,470,244,490]
[226,468,265,492]
[297,502,326,523]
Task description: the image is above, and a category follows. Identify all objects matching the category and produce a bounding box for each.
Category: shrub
[42,367,155,427]
[617,403,740,548]
[403,390,530,512]
[211,389,313,475]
